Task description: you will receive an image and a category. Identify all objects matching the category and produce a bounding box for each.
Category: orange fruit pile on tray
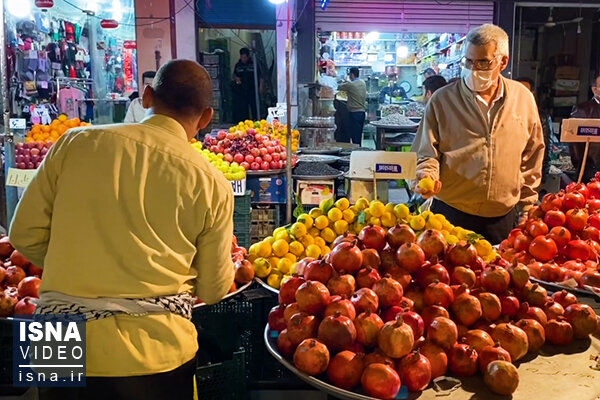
[26,115,90,143]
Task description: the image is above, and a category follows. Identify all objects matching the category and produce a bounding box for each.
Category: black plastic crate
[196,349,246,400]
[0,318,12,385]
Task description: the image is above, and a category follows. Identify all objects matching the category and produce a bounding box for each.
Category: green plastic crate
[196,349,246,400]
[234,191,251,215]
[233,211,252,249]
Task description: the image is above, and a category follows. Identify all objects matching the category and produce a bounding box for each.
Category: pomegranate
[581,270,600,288]
[581,225,600,241]
[404,285,425,313]
[421,305,450,327]
[541,192,564,212]
[377,316,414,358]
[318,313,357,353]
[0,266,5,284]
[17,276,41,298]
[540,262,564,282]
[0,292,17,317]
[462,329,494,353]
[387,224,416,248]
[564,303,598,339]
[384,265,411,289]
[324,296,356,320]
[351,288,379,314]
[234,259,254,284]
[326,274,355,298]
[333,232,358,247]
[508,261,530,290]
[277,329,295,357]
[478,343,511,372]
[480,265,510,294]
[517,302,547,327]
[427,317,458,350]
[379,247,398,270]
[563,190,586,209]
[514,234,533,252]
[543,209,566,228]
[363,349,394,367]
[448,343,478,376]
[295,281,330,314]
[415,262,450,288]
[484,360,519,395]
[268,305,287,332]
[451,292,482,327]
[284,303,302,325]
[528,236,558,262]
[543,300,565,320]
[359,225,388,251]
[396,350,431,392]
[420,340,448,379]
[401,310,425,339]
[381,305,404,322]
[395,243,426,273]
[548,226,571,247]
[361,363,401,400]
[567,182,590,199]
[287,313,318,346]
[552,290,578,308]
[447,241,477,267]
[515,319,545,353]
[451,266,477,288]
[565,208,588,231]
[523,283,548,307]
[330,242,363,273]
[500,296,520,317]
[0,237,14,257]
[424,281,454,308]
[303,259,334,284]
[417,230,448,260]
[564,239,592,261]
[294,339,330,375]
[490,323,529,361]
[361,248,381,269]
[9,250,29,267]
[4,266,26,286]
[372,276,403,308]
[327,351,364,390]
[13,296,36,315]
[527,220,549,237]
[354,311,384,348]
[545,317,573,345]
[355,267,381,289]
[588,179,600,198]
[476,292,501,322]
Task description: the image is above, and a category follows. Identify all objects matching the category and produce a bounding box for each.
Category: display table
[370,121,418,150]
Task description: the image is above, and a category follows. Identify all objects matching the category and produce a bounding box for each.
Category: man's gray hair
[466,24,510,57]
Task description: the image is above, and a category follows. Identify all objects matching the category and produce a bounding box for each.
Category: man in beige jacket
[412,24,544,244]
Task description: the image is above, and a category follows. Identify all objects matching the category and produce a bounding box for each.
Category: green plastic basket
[233,211,252,249]
[234,191,252,215]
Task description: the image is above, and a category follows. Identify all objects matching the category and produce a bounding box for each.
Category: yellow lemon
[409,215,426,231]
[290,222,307,239]
[309,227,320,237]
[305,244,322,259]
[385,203,396,213]
[277,258,294,275]
[393,204,410,220]
[257,241,272,258]
[267,272,283,289]
[334,220,349,235]
[418,177,436,192]
[369,217,382,226]
[445,234,459,245]
[381,212,396,228]
[442,220,454,231]
[273,228,290,241]
[355,198,369,211]
[314,215,329,230]
[320,245,331,256]
[320,227,336,243]
[248,243,261,256]
[474,240,493,257]
[327,207,343,222]
[425,217,443,231]
[342,209,356,223]
[283,252,297,263]
[297,213,314,229]
[353,221,366,233]
[421,210,434,220]
[314,237,326,248]
[309,207,323,218]
[289,262,299,275]
[253,258,272,278]
[272,239,290,257]
[335,198,350,211]
[268,256,281,268]
[369,200,386,218]
[289,241,305,256]
[300,235,315,248]
[263,235,275,244]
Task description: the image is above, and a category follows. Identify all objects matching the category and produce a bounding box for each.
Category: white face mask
[462,65,498,92]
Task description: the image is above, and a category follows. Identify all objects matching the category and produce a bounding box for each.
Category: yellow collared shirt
[9,114,235,376]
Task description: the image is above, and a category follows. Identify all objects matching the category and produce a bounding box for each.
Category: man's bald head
[151,60,212,117]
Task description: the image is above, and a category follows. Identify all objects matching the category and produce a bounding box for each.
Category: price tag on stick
[561,118,600,183]
[6,168,37,188]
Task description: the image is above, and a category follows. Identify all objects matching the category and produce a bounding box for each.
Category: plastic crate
[233,211,252,249]
[196,349,246,400]
[234,191,251,215]
[251,204,282,223]
[0,318,12,385]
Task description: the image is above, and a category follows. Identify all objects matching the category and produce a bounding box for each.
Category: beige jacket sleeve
[412,102,441,183]
[192,187,235,304]
[519,114,545,211]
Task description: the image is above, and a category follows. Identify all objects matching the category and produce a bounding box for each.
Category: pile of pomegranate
[267,224,599,398]
[499,178,600,291]
[0,236,41,317]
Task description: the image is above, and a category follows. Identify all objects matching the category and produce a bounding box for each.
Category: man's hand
[414,172,442,199]
[234,77,242,85]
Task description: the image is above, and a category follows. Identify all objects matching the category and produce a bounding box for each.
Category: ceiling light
[7,0,31,18]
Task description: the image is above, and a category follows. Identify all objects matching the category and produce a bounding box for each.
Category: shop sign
[123,41,136,49]
[9,119,27,130]
[35,0,54,9]
[100,19,119,29]
[231,179,246,196]
[348,151,417,181]
[6,168,36,188]
[561,118,600,143]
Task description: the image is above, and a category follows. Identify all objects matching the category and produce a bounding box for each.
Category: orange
[42,125,50,133]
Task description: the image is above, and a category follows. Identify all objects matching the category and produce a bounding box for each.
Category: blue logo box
[375,163,402,174]
[13,314,86,387]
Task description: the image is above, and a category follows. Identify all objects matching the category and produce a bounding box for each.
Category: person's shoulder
[504,78,535,103]
[428,79,460,104]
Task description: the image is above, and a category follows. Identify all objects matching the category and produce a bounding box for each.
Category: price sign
[349,151,417,180]
[6,168,36,188]
[231,179,246,196]
[561,118,600,142]
[9,119,26,130]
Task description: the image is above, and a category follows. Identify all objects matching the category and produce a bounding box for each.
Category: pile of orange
[26,115,91,143]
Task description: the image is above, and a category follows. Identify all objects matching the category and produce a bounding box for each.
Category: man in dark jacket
[570,74,600,182]
[232,48,258,122]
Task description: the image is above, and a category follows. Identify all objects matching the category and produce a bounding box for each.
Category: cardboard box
[555,66,580,80]
[552,96,578,108]
[346,179,389,203]
[247,175,287,203]
[553,79,580,94]
[296,180,335,206]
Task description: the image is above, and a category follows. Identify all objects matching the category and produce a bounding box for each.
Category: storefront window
[5,0,137,125]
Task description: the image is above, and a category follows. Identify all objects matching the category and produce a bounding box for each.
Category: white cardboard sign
[348,151,417,180]
[6,168,36,188]
[560,118,600,143]
[231,179,246,196]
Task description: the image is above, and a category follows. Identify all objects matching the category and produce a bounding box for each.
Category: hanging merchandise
[35,0,54,9]
[100,19,119,29]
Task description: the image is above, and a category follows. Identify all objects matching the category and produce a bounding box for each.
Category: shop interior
[6,0,138,126]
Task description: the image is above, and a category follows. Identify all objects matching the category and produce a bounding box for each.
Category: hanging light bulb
[7,0,32,18]
[577,21,582,34]
[397,45,409,58]
[365,31,380,43]
[112,0,123,22]
[268,0,286,3]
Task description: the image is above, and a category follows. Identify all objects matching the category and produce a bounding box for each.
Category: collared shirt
[10,114,235,376]
[475,78,505,124]
[124,97,146,123]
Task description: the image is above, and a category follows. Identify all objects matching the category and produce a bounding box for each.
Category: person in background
[423,67,437,79]
[569,73,600,182]
[124,70,156,123]
[232,47,258,122]
[412,24,544,244]
[517,76,553,186]
[422,75,447,104]
[338,67,367,145]
[10,60,234,399]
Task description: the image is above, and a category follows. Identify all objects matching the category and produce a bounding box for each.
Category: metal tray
[297,154,340,164]
[246,169,287,176]
[255,277,279,294]
[293,171,346,180]
[529,277,600,302]
[369,121,420,129]
[298,147,342,155]
[264,325,394,400]
[193,281,253,308]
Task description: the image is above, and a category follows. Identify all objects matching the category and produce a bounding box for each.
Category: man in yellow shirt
[9,60,234,399]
